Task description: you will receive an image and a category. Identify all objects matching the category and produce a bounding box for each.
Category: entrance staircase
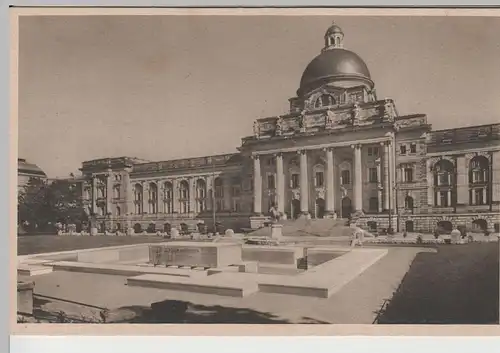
[249,218,370,238]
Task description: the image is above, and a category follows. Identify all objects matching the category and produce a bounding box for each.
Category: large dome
[298,48,372,95]
[297,22,374,96]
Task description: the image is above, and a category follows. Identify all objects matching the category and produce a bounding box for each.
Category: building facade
[79,23,500,234]
[18,158,47,190]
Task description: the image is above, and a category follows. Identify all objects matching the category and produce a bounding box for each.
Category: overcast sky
[18,15,500,177]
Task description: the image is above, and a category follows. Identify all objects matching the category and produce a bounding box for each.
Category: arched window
[469,156,489,184]
[313,164,325,188]
[469,156,490,206]
[113,185,121,199]
[472,219,488,232]
[231,177,241,197]
[315,94,335,108]
[134,183,143,214]
[179,180,190,214]
[434,160,454,187]
[405,196,414,211]
[433,160,454,207]
[214,177,224,198]
[196,179,207,212]
[149,183,158,214]
[163,182,173,214]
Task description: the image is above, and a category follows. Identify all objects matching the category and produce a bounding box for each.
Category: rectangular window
[315,172,324,187]
[404,168,414,183]
[400,145,407,155]
[267,174,275,189]
[474,188,485,205]
[341,170,350,185]
[410,143,417,154]
[367,147,379,157]
[440,191,448,207]
[291,174,299,189]
[369,168,378,183]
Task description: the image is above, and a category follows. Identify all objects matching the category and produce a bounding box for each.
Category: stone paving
[19,247,429,324]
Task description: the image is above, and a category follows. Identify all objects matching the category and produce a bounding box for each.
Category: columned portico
[253,155,262,215]
[325,147,335,216]
[299,150,309,216]
[352,144,363,213]
[275,153,285,216]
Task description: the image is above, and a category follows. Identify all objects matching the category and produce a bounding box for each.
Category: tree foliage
[18,178,88,233]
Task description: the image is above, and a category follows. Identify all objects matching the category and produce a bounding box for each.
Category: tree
[18,178,88,233]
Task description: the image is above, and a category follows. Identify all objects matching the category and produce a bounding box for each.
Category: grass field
[17,235,168,255]
[377,242,499,324]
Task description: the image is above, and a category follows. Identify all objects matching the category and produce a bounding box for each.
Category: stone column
[426,159,434,206]
[253,155,262,215]
[91,176,97,214]
[223,178,231,211]
[382,141,390,211]
[391,139,397,210]
[325,147,335,216]
[157,182,163,214]
[275,153,286,216]
[352,144,363,212]
[124,172,133,215]
[142,182,148,214]
[299,150,309,215]
[106,172,113,215]
[189,178,197,213]
[456,155,467,205]
[493,151,500,203]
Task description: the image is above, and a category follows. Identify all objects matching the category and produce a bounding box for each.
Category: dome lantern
[297,22,374,97]
[323,21,344,51]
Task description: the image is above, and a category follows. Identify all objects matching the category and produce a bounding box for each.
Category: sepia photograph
[13,9,500,329]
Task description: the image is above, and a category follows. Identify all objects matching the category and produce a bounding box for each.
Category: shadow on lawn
[376,242,499,324]
[103,300,330,324]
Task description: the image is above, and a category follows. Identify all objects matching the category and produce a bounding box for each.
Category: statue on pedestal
[275,116,283,136]
[325,109,336,128]
[253,121,260,138]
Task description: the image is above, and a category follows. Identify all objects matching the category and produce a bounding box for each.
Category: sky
[18,15,500,178]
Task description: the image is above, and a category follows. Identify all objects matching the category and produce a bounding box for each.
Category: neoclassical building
[78,23,500,234]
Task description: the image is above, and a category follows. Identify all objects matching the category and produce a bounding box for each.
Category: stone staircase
[249,218,364,238]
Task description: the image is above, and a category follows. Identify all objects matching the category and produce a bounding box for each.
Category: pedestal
[90,227,98,236]
[17,281,34,315]
[271,223,283,239]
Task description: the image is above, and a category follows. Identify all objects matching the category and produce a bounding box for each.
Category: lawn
[377,242,499,324]
[17,235,168,255]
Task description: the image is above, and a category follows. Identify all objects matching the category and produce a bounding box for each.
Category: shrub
[484,230,490,237]
[402,231,408,238]
[387,227,394,235]
[467,235,474,243]
[433,230,440,239]
[416,234,423,244]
